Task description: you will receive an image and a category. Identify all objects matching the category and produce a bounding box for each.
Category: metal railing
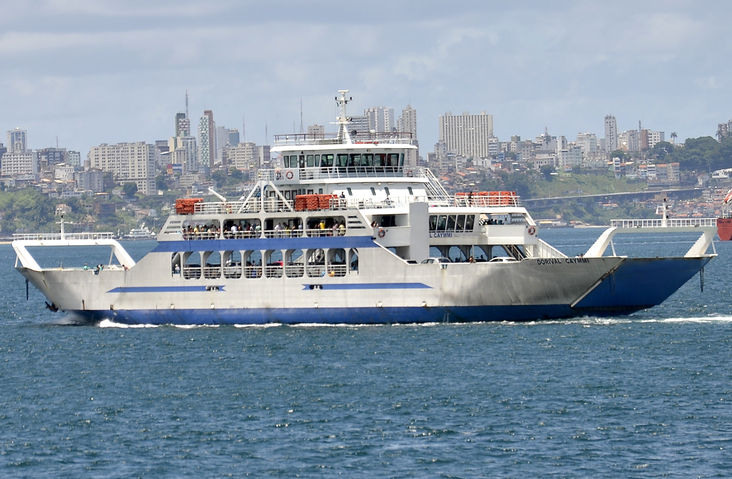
[610,218,717,228]
[13,232,115,241]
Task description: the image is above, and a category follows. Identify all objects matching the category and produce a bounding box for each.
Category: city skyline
[1,1,730,155]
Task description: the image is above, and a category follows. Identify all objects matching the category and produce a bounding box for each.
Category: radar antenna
[335,89,353,144]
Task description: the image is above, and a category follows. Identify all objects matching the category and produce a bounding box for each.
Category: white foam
[97,319,159,328]
[233,323,283,328]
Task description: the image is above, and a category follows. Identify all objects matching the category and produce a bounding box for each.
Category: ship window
[388,153,399,167]
[306,248,326,278]
[264,250,283,278]
[349,153,361,166]
[473,245,490,262]
[283,156,290,168]
[223,250,242,279]
[321,153,334,167]
[306,155,316,167]
[408,187,413,195]
[448,246,467,263]
[399,153,404,166]
[436,215,447,230]
[327,248,347,277]
[465,215,475,231]
[446,215,457,231]
[244,250,262,279]
[349,249,359,273]
[285,249,304,278]
[375,153,386,167]
[384,187,391,196]
[363,153,373,166]
[370,187,376,196]
[337,154,348,167]
[455,215,466,231]
[203,251,221,279]
[299,155,305,168]
[429,215,437,231]
[182,252,201,280]
[347,187,353,196]
[171,252,182,276]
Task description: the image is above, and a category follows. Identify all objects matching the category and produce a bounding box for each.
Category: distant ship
[718,189,732,241]
[123,224,156,240]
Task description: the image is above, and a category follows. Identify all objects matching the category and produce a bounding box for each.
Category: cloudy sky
[1,0,730,155]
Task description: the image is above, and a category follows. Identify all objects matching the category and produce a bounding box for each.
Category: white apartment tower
[87,142,155,195]
[364,106,394,133]
[604,115,618,152]
[439,112,494,158]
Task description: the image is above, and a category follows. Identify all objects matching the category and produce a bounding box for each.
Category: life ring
[275,170,282,180]
[378,228,386,238]
[527,225,536,236]
[285,170,294,180]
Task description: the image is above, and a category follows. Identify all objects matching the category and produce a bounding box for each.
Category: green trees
[0,189,56,233]
[668,136,732,172]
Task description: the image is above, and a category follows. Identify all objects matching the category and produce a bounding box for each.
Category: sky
[1,0,731,156]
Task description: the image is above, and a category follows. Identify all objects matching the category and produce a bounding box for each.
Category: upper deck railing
[258,166,423,182]
[610,217,717,229]
[13,232,116,241]
[184,191,521,216]
[273,131,415,147]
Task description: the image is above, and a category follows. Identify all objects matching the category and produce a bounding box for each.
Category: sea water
[0,229,729,477]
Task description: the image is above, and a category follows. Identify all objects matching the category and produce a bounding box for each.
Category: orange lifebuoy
[378,228,386,238]
[527,226,536,235]
[285,170,294,180]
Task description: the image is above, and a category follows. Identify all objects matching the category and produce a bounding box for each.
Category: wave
[97,319,159,328]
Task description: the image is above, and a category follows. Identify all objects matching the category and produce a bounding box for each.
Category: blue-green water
[1,229,730,477]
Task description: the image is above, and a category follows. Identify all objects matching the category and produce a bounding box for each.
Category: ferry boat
[12,90,718,325]
[123,224,156,240]
[717,188,732,241]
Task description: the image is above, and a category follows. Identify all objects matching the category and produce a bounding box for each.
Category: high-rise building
[198,110,215,169]
[226,142,259,172]
[439,112,494,159]
[8,128,27,153]
[307,124,325,139]
[1,151,37,177]
[365,106,394,133]
[347,115,370,140]
[87,142,155,195]
[175,113,190,137]
[216,126,240,166]
[604,115,618,152]
[398,105,418,167]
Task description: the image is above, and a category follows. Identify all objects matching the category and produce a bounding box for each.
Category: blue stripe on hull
[71,304,608,326]
[574,257,710,311]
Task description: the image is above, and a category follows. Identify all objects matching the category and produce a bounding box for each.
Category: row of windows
[173,248,359,280]
[283,153,404,169]
[181,217,347,239]
[428,214,527,232]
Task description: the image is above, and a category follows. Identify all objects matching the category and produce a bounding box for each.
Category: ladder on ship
[423,168,451,202]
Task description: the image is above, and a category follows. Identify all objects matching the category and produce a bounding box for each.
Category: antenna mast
[335,89,353,144]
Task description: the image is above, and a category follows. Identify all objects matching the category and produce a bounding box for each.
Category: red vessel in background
[719,189,732,241]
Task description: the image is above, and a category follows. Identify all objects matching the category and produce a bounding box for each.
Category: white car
[421,257,452,264]
[489,256,518,263]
